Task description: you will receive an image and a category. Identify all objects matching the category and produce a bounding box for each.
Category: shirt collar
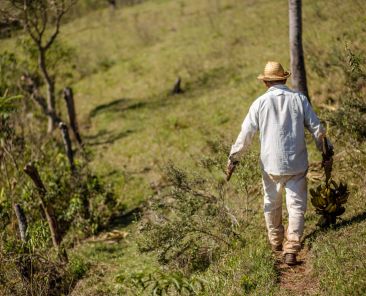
[266,84,289,93]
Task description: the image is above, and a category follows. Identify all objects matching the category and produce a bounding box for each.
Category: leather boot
[284,253,297,266]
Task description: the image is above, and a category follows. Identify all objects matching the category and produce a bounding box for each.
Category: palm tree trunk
[289,0,309,101]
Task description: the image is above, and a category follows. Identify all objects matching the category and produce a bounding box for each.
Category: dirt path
[275,247,320,295]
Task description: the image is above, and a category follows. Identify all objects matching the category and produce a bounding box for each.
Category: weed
[117,270,205,295]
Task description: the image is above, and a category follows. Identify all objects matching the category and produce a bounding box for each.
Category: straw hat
[257,61,291,81]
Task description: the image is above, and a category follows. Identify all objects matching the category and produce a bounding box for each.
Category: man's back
[256,84,308,175]
[230,83,325,176]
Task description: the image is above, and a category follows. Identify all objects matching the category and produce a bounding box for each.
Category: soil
[275,247,320,295]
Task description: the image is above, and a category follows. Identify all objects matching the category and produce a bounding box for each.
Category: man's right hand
[226,160,238,181]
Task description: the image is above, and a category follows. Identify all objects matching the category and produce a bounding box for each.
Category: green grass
[2,0,366,295]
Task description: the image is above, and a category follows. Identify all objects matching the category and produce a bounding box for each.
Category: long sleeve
[229,103,259,161]
[302,95,326,151]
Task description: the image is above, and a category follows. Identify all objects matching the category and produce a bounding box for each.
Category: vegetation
[0,0,365,295]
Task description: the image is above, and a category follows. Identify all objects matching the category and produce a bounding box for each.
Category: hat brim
[257,71,291,81]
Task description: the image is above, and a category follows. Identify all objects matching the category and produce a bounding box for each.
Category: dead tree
[107,0,117,9]
[59,122,76,173]
[289,0,309,100]
[21,73,63,125]
[63,87,83,146]
[5,0,76,132]
[13,203,28,242]
[172,77,183,95]
[24,162,61,248]
[13,204,32,281]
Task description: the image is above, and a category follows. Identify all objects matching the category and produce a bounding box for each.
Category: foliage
[1,0,366,294]
[324,45,366,141]
[307,44,366,296]
[116,270,205,296]
[138,161,244,274]
[0,229,88,296]
[0,124,118,294]
[0,94,21,116]
[0,77,121,296]
[137,140,261,276]
[310,212,366,296]
[0,52,21,95]
[18,37,76,84]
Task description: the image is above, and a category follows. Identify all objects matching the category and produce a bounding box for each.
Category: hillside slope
[2,0,365,295]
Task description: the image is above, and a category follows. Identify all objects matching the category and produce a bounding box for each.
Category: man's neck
[267,83,286,88]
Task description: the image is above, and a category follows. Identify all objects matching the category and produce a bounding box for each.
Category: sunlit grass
[1,0,365,294]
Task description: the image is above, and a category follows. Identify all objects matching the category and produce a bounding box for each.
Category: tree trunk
[289,0,309,101]
[13,204,28,242]
[63,87,83,146]
[39,49,57,132]
[59,122,76,173]
[172,77,183,95]
[21,73,63,125]
[108,0,117,9]
[24,163,61,248]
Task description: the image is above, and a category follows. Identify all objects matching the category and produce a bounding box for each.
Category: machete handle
[226,161,239,181]
[322,136,334,161]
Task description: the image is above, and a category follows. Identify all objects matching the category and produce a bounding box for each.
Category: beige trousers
[262,170,307,254]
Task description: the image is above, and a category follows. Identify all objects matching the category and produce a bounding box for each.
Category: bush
[0,228,88,296]
[137,140,261,275]
[0,93,121,294]
[325,45,366,141]
[139,161,243,274]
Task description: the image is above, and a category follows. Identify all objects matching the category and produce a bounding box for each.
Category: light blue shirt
[229,84,325,175]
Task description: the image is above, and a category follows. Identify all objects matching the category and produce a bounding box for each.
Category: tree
[3,0,76,132]
[289,0,309,100]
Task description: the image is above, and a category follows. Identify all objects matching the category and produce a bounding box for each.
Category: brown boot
[284,253,297,266]
[271,244,283,252]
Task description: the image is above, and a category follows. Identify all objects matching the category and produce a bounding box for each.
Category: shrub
[0,228,88,296]
[116,270,205,296]
[325,45,366,141]
[137,140,261,275]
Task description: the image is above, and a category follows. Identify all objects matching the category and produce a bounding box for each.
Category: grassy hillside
[1,0,365,295]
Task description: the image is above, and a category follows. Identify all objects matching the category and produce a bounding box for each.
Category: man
[227,61,332,265]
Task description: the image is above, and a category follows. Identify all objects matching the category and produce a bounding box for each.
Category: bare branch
[21,73,63,124]
[44,10,64,50]
[22,0,41,46]
[44,0,76,50]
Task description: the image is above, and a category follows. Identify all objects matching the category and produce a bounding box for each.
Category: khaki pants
[262,170,307,254]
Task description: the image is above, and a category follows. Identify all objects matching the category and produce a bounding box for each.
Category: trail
[275,247,319,295]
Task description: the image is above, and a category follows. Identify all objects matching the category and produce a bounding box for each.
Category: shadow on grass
[89,98,147,118]
[105,207,143,231]
[304,210,366,247]
[85,128,135,146]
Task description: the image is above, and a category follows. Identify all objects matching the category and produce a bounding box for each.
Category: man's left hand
[322,158,333,170]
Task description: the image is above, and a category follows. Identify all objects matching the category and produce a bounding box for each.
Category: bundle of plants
[310,136,350,227]
[310,180,349,227]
